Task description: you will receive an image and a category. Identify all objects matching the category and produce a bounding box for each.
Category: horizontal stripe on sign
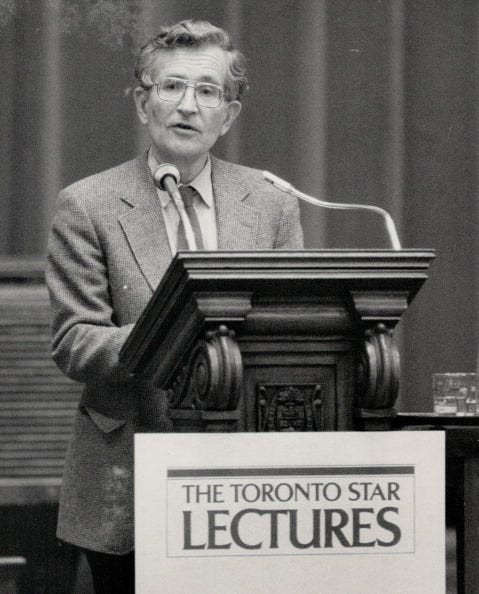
[167,466,415,478]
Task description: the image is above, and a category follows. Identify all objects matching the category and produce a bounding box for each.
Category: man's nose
[177,86,199,114]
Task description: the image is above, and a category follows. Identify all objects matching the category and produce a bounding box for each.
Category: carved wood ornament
[167,325,242,411]
[356,322,400,410]
[258,385,323,432]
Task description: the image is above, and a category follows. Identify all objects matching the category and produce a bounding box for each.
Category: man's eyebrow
[197,75,220,83]
[164,74,221,84]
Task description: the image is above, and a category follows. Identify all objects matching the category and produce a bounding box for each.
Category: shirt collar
[148,148,213,209]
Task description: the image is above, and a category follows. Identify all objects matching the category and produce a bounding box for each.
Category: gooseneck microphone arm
[263,171,402,251]
[153,164,197,250]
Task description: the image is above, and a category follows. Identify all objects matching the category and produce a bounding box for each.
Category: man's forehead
[149,46,229,82]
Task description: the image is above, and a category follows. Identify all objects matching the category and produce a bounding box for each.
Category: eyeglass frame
[142,76,228,108]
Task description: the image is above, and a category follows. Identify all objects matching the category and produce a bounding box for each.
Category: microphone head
[262,170,293,193]
[154,163,181,190]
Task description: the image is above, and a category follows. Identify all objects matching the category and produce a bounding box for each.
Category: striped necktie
[176,185,205,251]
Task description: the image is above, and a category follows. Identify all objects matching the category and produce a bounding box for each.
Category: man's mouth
[171,123,198,132]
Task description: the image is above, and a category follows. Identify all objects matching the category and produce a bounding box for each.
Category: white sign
[135,432,444,594]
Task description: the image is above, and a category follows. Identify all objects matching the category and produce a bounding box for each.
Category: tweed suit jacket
[46,152,304,554]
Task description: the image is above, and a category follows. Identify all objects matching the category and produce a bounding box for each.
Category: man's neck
[151,148,209,185]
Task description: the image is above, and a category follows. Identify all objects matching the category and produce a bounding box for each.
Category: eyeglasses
[148,77,225,108]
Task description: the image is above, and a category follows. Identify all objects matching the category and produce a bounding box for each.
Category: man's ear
[219,100,242,136]
[134,87,149,124]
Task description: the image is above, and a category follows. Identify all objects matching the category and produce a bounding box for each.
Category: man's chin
[154,142,210,165]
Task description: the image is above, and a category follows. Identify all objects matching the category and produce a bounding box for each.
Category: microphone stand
[154,164,197,251]
[263,171,402,251]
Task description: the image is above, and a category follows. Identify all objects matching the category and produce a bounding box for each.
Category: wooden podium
[120,250,434,433]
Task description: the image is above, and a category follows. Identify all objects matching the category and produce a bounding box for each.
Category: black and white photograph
[1,1,478,592]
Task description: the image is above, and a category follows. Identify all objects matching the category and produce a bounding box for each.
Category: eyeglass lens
[157,78,222,107]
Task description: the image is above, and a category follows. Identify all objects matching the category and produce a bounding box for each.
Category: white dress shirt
[148,149,218,254]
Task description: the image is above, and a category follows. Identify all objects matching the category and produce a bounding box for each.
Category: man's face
[134,46,241,169]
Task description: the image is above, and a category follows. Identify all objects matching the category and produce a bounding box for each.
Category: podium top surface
[168,249,434,272]
[154,249,435,291]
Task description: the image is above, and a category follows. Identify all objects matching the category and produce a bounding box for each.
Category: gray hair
[134,19,248,101]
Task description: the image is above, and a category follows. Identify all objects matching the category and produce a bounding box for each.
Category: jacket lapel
[211,156,260,250]
[118,155,173,291]
[117,155,262,291]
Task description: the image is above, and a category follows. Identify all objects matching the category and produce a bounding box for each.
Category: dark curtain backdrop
[1,0,478,411]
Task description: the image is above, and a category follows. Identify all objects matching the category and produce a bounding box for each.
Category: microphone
[263,171,401,250]
[153,163,180,192]
[153,164,197,250]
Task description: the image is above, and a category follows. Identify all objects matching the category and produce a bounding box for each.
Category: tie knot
[179,185,196,208]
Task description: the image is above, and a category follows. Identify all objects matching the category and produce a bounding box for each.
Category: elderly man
[47,19,303,593]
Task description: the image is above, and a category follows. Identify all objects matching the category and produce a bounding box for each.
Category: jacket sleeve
[46,188,134,385]
[274,195,304,249]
